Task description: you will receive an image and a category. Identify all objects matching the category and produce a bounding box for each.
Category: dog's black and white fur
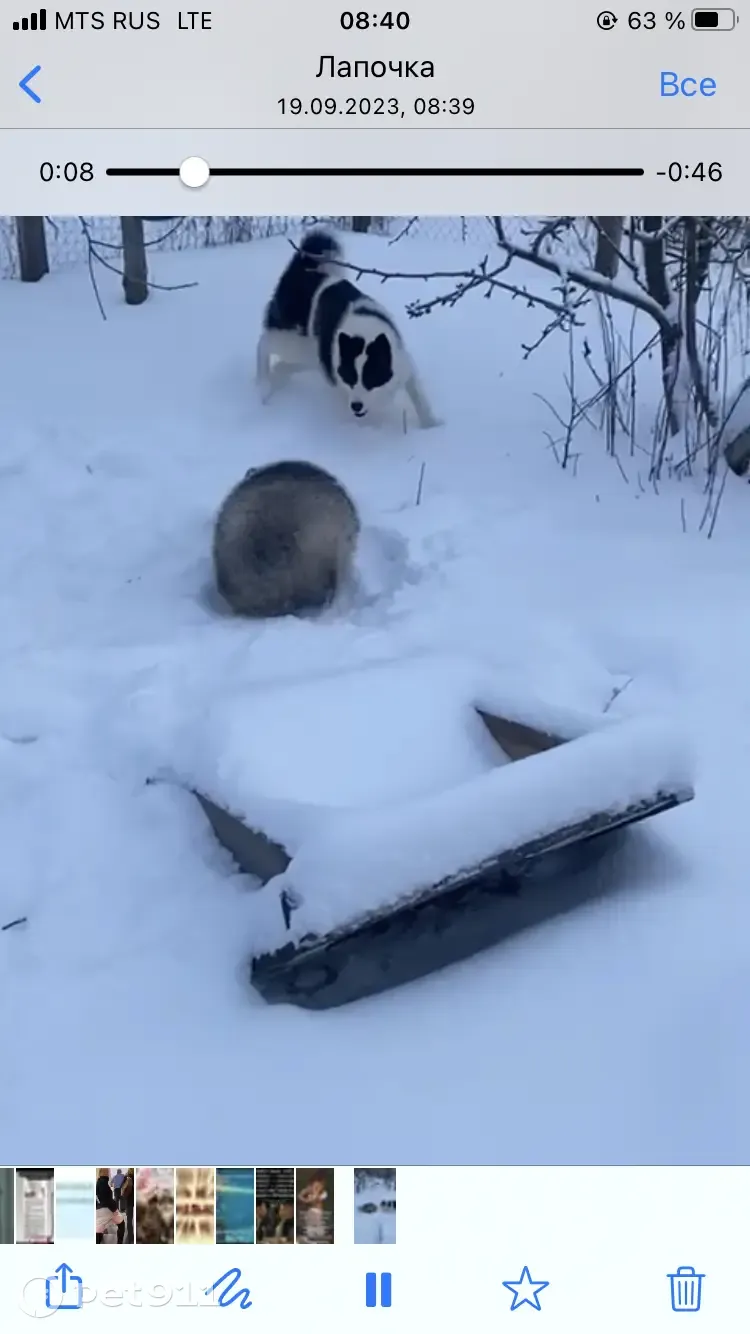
[256,229,440,428]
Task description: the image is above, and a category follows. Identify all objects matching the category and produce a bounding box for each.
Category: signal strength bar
[12,8,46,29]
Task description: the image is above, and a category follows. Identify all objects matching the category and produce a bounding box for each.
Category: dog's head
[334,312,403,421]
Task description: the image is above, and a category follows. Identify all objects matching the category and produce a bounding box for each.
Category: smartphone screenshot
[14,1169,54,1243]
[0,0,748,1327]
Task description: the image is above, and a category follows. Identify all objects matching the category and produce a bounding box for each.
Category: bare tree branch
[77,216,198,320]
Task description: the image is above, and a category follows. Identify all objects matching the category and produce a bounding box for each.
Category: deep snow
[1,221,749,1166]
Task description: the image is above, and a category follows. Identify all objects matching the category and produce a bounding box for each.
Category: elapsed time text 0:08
[40,162,94,182]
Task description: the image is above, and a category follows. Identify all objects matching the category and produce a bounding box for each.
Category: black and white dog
[256,228,440,428]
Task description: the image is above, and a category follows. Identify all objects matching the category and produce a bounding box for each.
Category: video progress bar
[106,165,645,178]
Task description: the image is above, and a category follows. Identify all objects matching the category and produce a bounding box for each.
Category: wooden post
[15,217,49,282]
[593,217,624,278]
[120,217,149,305]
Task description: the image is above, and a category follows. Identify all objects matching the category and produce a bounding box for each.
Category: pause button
[365,1273,392,1308]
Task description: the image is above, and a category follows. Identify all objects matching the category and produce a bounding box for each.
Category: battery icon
[691,7,736,26]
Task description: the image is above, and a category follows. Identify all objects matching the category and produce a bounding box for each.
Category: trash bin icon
[668,1266,704,1312]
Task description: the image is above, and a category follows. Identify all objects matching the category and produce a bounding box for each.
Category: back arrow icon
[19,65,42,103]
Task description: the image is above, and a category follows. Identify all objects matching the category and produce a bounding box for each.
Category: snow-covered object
[185,652,512,820]
[722,378,750,475]
[175,650,694,951]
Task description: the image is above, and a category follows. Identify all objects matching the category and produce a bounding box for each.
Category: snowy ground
[1,222,749,1166]
[354,1179,397,1245]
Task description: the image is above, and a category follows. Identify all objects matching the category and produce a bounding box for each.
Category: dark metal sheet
[248,786,693,1009]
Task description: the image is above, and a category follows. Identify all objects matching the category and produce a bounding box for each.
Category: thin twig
[415,461,426,506]
[603,677,634,713]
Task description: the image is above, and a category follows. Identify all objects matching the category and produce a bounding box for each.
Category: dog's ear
[362,332,393,390]
[336,332,365,388]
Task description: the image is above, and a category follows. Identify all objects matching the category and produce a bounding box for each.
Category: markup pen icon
[668,1266,704,1312]
[45,1262,84,1310]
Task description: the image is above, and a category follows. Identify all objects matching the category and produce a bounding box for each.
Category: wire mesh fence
[0,215,500,280]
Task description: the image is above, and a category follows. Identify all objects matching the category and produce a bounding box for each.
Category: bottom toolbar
[0,1168,746,1331]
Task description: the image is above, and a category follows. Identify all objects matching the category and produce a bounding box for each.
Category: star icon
[502,1266,549,1311]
